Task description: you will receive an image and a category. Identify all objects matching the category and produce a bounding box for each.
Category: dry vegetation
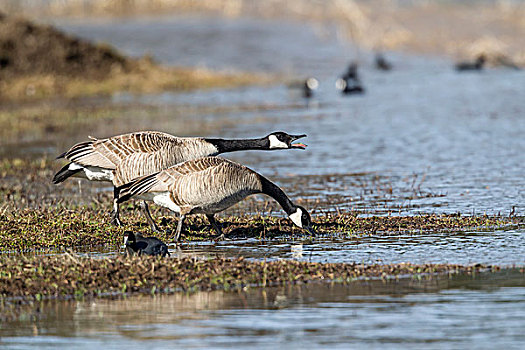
[0,10,268,101]
[0,156,521,252]
[1,63,266,100]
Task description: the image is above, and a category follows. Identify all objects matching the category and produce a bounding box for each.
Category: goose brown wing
[61,131,180,170]
[116,170,170,203]
[117,157,237,203]
[167,157,263,208]
[118,157,262,208]
[59,140,116,169]
[169,156,228,175]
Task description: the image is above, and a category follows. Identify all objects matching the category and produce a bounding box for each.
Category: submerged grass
[0,254,505,301]
[0,206,520,252]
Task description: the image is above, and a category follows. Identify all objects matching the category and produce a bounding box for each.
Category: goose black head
[267,132,307,150]
[288,205,316,235]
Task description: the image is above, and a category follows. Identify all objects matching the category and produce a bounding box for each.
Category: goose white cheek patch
[269,135,288,149]
[289,209,303,228]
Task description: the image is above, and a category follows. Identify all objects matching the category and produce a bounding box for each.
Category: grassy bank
[0,206,519,252]
[0,11,270,101]
[0,254,504,301]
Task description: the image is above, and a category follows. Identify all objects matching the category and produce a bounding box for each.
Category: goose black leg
[206,214,225,241]
[174,214,186,243]
[111,187,122,226]
[139,201,160,232]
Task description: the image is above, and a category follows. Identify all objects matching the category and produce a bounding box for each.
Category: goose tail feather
[117,172,160,203]
[52,163,81,184]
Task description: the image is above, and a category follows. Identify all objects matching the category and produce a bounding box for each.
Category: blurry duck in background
[455,54,486,71]
[375,52,392,71]
[287,77,319,99]
[336,62,365,95]
[303,77,319,98]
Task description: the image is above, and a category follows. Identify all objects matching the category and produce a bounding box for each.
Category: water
[179,229,525,265]
[1,15,524,348]
[2,270,524,349]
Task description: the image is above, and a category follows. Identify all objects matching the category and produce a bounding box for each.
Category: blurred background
[0,0,523,216]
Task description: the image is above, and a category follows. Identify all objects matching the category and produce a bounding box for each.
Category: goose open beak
[290,134,307,150]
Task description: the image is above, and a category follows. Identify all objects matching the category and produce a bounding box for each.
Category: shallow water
[180,229,525,266]
[2,270,524,349]
[1,15,525,348]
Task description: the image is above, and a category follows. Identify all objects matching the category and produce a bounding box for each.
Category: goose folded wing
[60,140,117,169]
[60,132,178,170]
[117,170,173,202]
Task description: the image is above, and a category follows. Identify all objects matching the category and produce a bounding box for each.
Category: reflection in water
[2,270,524,348]
[180,229,525,266]
[61,228,524,267]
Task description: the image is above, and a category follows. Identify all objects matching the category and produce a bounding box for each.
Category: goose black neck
[205,138,269,154]
[259,175,295,215]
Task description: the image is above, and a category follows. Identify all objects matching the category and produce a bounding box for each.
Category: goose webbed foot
[207,214,228,241]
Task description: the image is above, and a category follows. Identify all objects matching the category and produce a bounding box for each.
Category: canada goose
[336,62,365,95]
[123,231,170,257]
[53,131,307,229]
[303,77,319,98]
[116,157,316,241]
[455,54,486,71]
[375,53,392,71]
